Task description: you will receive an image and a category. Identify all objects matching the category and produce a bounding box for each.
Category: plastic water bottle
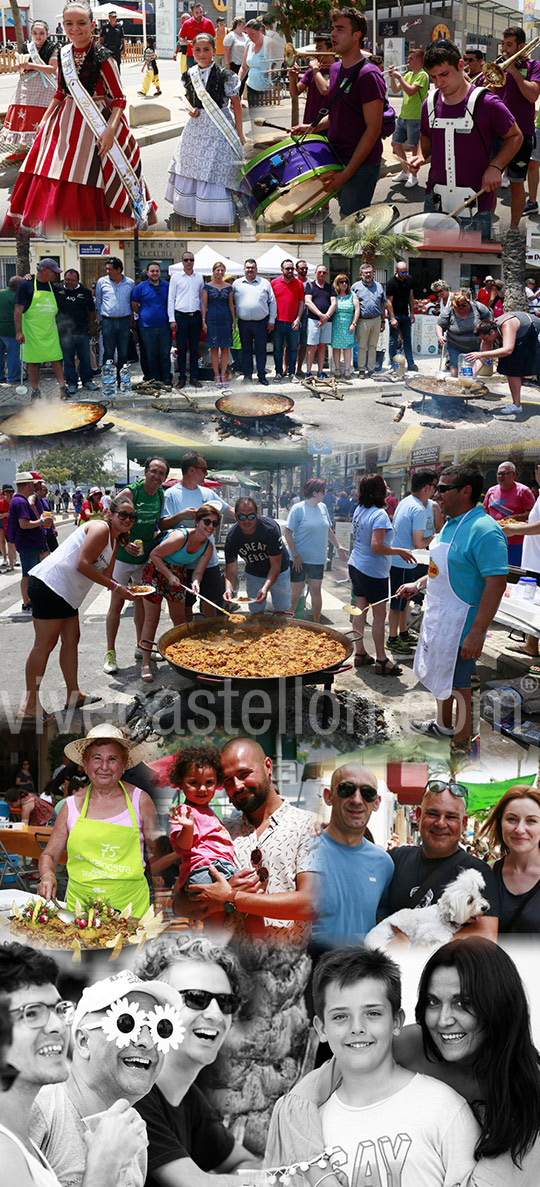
[391,352,407,378]
[458,353,474,388]
[518,576,537,602]
[101,360,116,400]
[119,363,131,395]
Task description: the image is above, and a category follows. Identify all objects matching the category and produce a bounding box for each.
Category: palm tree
[325,215,422,269]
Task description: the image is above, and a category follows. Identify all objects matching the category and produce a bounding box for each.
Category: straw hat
[64,723,148,768]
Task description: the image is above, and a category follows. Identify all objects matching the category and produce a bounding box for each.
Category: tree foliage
[20,442,115,487]
[325,219,423,267]
[269,0,337,42]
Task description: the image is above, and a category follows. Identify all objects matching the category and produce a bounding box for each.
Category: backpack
[316,59,396,140]
[426,86,490,155]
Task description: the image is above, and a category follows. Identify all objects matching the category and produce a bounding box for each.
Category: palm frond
[325,228,423,261]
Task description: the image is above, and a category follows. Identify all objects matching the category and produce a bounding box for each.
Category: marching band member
[490,27,540,225]
[288,35,333,127]
[409,40,522,239]
[3,0,155,233]
[388,48,429,187]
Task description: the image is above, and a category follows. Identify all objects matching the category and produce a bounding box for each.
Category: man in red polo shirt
[182,2,216,68]
[271,259,305,381]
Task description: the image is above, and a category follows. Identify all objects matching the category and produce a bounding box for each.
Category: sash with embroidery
[25,39,55,87]
[188,64,242,157]
[60,42,151,228]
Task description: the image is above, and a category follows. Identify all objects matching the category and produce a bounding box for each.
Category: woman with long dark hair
[478,786,540,933]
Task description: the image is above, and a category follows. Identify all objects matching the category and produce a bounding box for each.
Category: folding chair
[0,840,31,891]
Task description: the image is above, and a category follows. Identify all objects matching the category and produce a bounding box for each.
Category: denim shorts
[392,115,421,148]
[184,857,237,893]
[307,318,333,346]
[20,547,43,576]
[453,653,476,690]
[245,567,292,613]
[338,160,381,218]
[291,561,325,582]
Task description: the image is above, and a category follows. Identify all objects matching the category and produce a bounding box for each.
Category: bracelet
[490,164,502,174]
[109,580,118,591]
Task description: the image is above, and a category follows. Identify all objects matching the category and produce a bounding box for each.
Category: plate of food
[128,584,154,596]
[3,895,168,960]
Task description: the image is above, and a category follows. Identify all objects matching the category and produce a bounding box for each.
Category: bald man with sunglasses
[379,780,499,940]
[312,762,394,947]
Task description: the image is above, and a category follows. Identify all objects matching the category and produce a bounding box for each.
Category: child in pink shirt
[168,743,237,894]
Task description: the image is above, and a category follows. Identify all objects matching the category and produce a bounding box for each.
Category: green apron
[21,280,62,364]
[66,781,150,917]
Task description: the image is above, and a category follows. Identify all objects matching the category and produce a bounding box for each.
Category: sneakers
[405,174,417,188]
[59,386,70,400]
[410,719,455,738]
[82,380,99,390]
[387,636,414,654]
[317,371,328,379]
[501,173,510,188]
[396,170,410,182]
[524,199,539,214]
[66,383,78,395]
[103,649,118,674]
[21,602,32,613]
[498,403,523,414]
[400,630,418,647]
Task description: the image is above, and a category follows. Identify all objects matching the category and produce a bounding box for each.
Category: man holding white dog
[312,761,394,947]
[380,779,499,939]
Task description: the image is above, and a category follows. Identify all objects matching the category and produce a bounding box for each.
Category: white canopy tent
[87,4,144,18]
[254,245,316,275]
[169,245,244,276]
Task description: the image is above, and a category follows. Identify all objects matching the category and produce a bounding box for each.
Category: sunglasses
[455,301,469,308]
[434,483,461,493]
[237,512,257,521]
[251,845,269,884]
[335,781,379,802]
[423,778,468,804]
[200,517,219,527]
[115,511,137,521]
[178,989,237,1014]
[183,258,195,263]
[10,1000,74,1028]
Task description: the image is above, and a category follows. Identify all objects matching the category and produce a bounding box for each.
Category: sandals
[354,652,374,667]
[375,658,403,677]
[140,639,155,682]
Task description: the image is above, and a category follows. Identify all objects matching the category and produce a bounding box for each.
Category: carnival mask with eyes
[92,999,185,1054]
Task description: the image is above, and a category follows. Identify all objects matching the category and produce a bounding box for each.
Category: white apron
[414,510,476,700]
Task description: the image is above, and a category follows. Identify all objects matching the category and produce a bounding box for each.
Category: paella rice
[164,622,348,677]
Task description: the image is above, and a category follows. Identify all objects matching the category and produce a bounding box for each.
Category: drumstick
[253,118,292,132]
[446,188,486,218]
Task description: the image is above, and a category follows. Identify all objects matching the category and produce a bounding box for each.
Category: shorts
[184,563,224,609]
[298,308,308,347]
[453,653,476,690]
[290,561,325,583]
[245,567,291,612]
[184,857,237,894]
[492,132,535,182]
[20,547,43,576]
[142,560,191,605]
[27,575,78,620]
[531,137,540,165]
[307,318,333,346]
[348,564,388,604]
[392,115,421,148]
[390,564,414,611]
[112,558,145,584]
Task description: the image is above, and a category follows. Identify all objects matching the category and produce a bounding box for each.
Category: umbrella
[169,245,244,277]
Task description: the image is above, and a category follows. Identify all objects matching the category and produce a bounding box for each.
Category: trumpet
[383,62,408,77]
[482,36,540,88]
[283,43,334,67]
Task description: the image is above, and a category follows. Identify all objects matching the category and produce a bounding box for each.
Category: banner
[524,0,535,32]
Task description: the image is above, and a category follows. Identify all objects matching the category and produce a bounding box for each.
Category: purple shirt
[327,59,386,166]
[498,58,540,135]
[300,66,330,125]
[420,86,515,211]
[6,494,45,551]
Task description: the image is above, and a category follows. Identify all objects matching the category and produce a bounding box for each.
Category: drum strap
[60,43,152,228]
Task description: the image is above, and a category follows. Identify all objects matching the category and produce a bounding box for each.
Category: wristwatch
[223,889,238,915]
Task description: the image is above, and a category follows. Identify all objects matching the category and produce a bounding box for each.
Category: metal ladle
[16,347,27,396]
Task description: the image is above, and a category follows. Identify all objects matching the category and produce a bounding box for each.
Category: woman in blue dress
[202,261,236,385]
[331,274,360,379]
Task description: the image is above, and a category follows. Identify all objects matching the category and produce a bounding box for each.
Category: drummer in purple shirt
[291,8,385,217]
[288,35,333,126]
[490,27,540,226]
[409,40,522,239]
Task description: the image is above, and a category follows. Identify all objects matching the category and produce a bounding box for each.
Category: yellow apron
[66,781,150,917]
[21,279,62,364]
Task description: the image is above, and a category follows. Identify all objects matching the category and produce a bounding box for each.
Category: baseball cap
[15,471,34,483]
[72,970,181,1032]
[37,258,61,274]
[89,487,102,496]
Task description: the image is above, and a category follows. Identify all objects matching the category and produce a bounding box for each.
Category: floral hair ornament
[101,997,185,1053]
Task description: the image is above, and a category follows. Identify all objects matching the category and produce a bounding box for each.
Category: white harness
[426,86,487,214]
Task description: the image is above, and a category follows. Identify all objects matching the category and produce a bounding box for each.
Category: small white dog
[365,868,489,951]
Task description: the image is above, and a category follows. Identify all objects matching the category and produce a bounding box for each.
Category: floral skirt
[142,560,191,604]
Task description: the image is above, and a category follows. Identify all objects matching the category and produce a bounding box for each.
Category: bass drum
[240,134,343,227]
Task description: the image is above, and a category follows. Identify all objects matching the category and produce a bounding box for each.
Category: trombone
[483,35,540,87]
[283,43,333,67]
[383,62,409,77]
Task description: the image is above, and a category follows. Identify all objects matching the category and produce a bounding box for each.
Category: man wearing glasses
[396,463,508,748]
[463,47,485,80]
[312,762,394,946]
[160,451,234,616]
[231,260,276,385]
[380,779,499,939]
[167,252,204,389]
[30,970,176,1187]
[104,455,170,674]
[304,265,336,379]
[223,496,291,614]
[0,945,146,1187]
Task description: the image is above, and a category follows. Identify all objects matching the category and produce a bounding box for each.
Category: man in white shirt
[232,260,277,384]
[159,450,234,614]
[167,252,204,388]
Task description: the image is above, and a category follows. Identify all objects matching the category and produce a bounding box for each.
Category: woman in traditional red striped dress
[3,1,156,232]
[0,21,58,165]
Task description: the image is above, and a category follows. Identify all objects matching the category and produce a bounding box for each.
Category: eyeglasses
[196,464,208,473]
[183,257,195,263]
[178,989,237,1015]
[423,778,469,804]
[10,1000,74,1028]
[434,482,461,493]
[335,781,379,802]
[200,517,219,527]
[115,511,137,521]
[251,846,269,884]
[237,512,257,521]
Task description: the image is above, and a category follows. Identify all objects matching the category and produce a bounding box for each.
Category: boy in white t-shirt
[266,947,479,1187]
